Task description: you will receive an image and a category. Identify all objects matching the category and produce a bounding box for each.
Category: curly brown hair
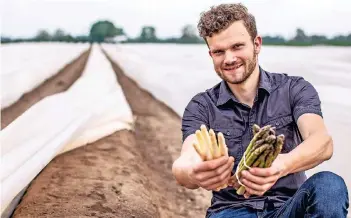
[197,3,257,41]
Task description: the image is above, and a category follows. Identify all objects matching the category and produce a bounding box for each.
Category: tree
[1,36,12,44]
[262,35,286,44]
[292,28,309,42]
[139,26,157,42]
[89,20,124,42]
[52,29,67,41]
[35,29,51,41]
[54,29,65,38]
[181,25,197,39]
[310,35,328,44]
[75,35,91,43]
[179,25,201,43]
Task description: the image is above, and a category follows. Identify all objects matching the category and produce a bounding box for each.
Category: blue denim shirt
[181,67,323,217]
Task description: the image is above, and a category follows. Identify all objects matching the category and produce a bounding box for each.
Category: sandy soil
[10,47,211,218]
[1,48,91,129]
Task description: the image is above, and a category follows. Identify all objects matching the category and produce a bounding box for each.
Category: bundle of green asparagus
[230,124,285,195]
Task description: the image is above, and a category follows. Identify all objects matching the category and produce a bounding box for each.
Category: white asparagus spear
[200,125,213,160]
[218,132,228,157]
[209,129,221,158]
[192,141,206,160]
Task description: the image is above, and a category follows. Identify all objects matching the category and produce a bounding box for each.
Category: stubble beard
[217,52,257,85]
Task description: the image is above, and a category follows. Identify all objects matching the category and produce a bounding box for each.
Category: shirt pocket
[263,115,295,153]
[212,127,243,170]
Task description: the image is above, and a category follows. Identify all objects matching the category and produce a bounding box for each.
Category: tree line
[2,20,351,46]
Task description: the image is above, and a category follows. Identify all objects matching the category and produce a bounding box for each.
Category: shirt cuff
[293,106,323,123]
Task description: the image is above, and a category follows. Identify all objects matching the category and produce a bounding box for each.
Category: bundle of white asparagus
[192,125,231,191]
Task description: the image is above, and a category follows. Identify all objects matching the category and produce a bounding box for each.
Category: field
[1,43,350,217]
[1,43,209,218]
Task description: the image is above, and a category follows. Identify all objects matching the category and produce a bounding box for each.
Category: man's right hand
[188,155,235,191]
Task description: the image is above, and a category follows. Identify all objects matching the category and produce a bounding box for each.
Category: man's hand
[188,155,234,191]
[240,154,288,198]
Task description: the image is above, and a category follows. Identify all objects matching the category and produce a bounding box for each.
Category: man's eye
[213,51,223,55]
[233,44,243,49]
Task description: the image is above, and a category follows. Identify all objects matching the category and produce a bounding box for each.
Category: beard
[216,52,257,85]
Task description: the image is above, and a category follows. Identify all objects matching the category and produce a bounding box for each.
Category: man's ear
[254,35,262,54]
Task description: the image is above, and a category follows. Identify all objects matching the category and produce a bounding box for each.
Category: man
[172,3,349,218]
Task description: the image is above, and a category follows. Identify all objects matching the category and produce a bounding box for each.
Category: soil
[9,47,211,218]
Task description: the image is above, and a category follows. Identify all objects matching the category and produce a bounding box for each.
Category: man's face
[206,21,262,84]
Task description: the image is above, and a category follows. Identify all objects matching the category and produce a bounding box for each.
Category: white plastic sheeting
[1,42,89,109]
[102,43,219,116]
[1,44,134,213]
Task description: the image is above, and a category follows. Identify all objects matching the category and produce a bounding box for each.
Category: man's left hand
[240,154,289,198]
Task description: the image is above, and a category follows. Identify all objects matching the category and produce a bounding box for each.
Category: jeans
[209,171,349,218]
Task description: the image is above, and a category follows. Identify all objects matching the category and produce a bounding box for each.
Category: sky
[1,0,351,39]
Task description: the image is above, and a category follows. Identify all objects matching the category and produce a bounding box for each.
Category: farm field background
[1,43,350,217]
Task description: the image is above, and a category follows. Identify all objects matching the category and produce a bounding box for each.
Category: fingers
[193,156,234,181]
[201,169,232,190]
[244,186,266,197]
[193,155,233,173]
[241,178,270,192]
[215,182,229,191]
[233,180,240,190]
[249,166,281,177]
[214,176,231,192]
[244,192,251,199]
[241,170,278,185]
[229,176,241,190]
[213,161,234,191]
[239,170,277,197]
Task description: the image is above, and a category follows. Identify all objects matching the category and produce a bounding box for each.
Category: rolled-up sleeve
[181,93,209,142]
[290,77,323,123]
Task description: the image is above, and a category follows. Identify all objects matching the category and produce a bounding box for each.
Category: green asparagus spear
[253,124,260,135]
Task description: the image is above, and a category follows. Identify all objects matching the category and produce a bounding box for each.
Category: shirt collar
[216,66,272,106]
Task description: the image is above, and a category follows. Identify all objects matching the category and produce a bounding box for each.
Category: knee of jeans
[309,171,348,196]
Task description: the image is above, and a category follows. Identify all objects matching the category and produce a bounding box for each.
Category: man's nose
[224,51,237,65]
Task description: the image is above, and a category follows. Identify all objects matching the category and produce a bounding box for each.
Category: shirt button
[226,131,231,136]
[276,122,280,126]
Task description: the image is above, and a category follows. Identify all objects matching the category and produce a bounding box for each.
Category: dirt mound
[13,130,158,218]
[10,48,211,217]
